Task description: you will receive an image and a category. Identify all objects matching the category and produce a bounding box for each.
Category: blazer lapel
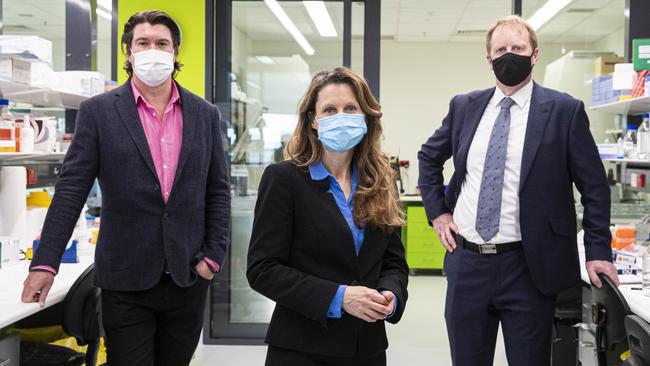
[519,82,554,192]
[455,88,494,177]
[171,84,199,191]
[113,82,158,180]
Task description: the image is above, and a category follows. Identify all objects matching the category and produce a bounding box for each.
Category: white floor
[190,275,509,366]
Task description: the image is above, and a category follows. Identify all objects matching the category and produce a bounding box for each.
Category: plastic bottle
[643,244,650,297]
[623,124,638,158]
[0,99,15,152]
[638,113,650,160]
[19,115,34,153]
[617,137,625,159]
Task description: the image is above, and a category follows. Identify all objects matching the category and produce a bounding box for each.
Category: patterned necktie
[476,97,515,242]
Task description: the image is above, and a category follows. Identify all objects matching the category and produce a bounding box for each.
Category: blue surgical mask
[317,113,367,152]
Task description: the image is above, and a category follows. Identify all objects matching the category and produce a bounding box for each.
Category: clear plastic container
[643,245,650,297]
[638,113,650,160]
[624,124,638,158]
[0,99,15,152]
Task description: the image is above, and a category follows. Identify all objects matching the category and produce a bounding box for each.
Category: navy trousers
[444,246,557,366]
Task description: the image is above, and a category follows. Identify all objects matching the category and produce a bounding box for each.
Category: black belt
[456,235,522,255]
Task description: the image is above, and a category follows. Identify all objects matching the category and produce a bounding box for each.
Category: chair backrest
[625,315,650,364]
[591,273,632,349]
[62,264,101,347]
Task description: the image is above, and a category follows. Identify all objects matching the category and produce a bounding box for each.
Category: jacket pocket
[549,218,575,238]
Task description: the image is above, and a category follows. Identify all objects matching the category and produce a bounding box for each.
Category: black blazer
[30,81,231,291]
[418,82,612,295]
[247,161,409,358]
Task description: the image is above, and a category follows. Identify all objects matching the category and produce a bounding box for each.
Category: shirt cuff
[30,265,57,275]
[202,257,220,273]
[327,285,347,318]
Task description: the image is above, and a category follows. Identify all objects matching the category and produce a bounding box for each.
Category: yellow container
[91,228,99,244]
[27,191,52,207]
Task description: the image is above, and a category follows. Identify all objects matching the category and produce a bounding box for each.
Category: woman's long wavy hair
[285,67,404,231]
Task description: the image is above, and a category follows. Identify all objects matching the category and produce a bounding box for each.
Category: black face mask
[491,52,533,87]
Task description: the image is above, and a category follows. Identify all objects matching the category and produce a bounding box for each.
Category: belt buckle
[479,244,497,254]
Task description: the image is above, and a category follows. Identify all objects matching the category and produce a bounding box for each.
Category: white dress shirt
[453,80,533,244]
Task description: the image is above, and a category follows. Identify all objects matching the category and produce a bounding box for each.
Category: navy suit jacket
[418,82,612,295]
[30,81,231,291]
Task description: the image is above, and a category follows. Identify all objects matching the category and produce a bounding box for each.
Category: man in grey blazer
[21,10,230,366]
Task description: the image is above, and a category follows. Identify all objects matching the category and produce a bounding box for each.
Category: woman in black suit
[247,67,408,366]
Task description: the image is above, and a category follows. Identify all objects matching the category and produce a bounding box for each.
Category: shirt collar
[308,160,359,189]
[492,78,533,109]
[131,78,182,107]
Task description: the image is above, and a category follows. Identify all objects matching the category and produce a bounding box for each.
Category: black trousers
[444,247,557,366]
[266,345,386,366]
[101,273,210,366]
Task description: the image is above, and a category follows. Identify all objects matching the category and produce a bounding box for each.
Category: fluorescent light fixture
[96,8,112,21]
[264,0,315,55]
[97,0,112,11]
[303,1,337,37]
[527,0,572,31]
[256,56,275,65]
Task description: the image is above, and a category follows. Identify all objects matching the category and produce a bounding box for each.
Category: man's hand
[432,213,458,252]
[342,286,392,323]
[195,260,215,281]
[586,260,620,288]
[22,271,55,307]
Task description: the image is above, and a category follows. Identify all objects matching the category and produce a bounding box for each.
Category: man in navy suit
[21,11,230,366]
[418,16,619,366]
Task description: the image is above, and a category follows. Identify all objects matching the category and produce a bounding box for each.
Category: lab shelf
[0,79,87,109]
[589,95,650,116]
[603,158,650,167]
[0,152,66,162]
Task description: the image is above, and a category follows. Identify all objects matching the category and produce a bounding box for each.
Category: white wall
[380,41,591,194]
[593,27,625,57]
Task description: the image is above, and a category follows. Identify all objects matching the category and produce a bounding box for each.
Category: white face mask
[132,49,175,87]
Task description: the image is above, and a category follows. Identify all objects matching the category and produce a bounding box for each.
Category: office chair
[622,315,650,366]
[591,273,632,366]
[62,264,102,366]
[552,286,582,366]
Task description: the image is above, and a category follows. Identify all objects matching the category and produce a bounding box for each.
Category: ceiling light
[96,8,111,21]
[527,0,573,31]
[265,0,315,55]
[303,1,337,37]
[256,56,275,65]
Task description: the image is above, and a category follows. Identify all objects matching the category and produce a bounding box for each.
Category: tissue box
[55,71,105,97]
[0,35,53,64]
[33,239,79,263]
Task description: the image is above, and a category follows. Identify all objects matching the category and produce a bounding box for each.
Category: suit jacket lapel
[519,82,554,192]
[455,88,494,177]
[171,84,199,191]
[113,82,158,180]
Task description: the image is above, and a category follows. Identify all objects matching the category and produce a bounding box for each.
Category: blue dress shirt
[308,161,397,319]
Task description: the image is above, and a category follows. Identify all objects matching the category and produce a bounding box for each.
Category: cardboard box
[55,71,106,96]
[0,58,12,80]
[633,38,650,71]
[595,55,624,76]
[12,58,56,86]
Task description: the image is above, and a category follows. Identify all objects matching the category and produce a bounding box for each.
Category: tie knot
[500,97,515,109]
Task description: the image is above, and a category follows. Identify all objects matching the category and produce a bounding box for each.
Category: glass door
[204,0,380,344]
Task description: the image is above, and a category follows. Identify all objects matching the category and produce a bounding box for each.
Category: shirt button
[163,165,168,169]
[161,138,165,142]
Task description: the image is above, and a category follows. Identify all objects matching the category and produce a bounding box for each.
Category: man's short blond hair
[486,15,538,54]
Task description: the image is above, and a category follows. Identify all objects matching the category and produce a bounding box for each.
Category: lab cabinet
[401,202,446,272]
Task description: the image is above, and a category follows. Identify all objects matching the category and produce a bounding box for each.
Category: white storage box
[55,71,106,96]
[0,35,53,64]
[12,58,57,87]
